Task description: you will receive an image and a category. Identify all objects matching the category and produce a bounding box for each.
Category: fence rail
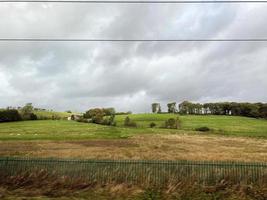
[0,157,266,185]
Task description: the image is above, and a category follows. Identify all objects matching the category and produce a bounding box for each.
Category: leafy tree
[259,104,267,118]
[84,108,105,124]
[167,102,177,113]
[21,103,33,114]
[240,103,259,118]
[152,103,161,113]
[103,108,116,116]
[20,103,35,120]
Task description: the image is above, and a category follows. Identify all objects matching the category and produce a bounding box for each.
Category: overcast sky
[0,2,267,113]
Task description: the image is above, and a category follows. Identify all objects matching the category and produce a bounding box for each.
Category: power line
[1,0,267,4]
[1,38,267,42]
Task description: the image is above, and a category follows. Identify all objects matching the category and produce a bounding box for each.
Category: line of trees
[0,103,37,123]
[151,101,267,119]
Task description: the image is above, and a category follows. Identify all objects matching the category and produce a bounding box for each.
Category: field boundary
[0,157,266,185]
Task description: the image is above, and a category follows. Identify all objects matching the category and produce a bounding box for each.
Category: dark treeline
[152,101,267,119]
[0,109,22,122]
[0,103,38,123]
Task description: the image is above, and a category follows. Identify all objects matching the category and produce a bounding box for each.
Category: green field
[0,120,145,140]
[0,114,266,140]
[116,114,267,137]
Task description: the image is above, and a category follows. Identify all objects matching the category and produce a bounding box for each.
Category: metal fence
[0,157,266,185]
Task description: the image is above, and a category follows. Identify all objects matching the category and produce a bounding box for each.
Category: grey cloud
[0,3,267,112]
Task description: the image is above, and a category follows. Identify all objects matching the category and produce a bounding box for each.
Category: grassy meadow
[116,114,267,138]
[0,114,266,162]
[0,114,266,141]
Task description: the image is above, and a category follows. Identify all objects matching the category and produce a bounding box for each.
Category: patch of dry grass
[0,171,266,200]
[0,134,266,162]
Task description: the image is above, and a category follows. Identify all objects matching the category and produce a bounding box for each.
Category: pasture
[0,114,266,199]
[116,114,267,138]
[0,114,266,141]
[0,114,266,162]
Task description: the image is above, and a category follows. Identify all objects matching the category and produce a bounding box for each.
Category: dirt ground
[0,134,266,162]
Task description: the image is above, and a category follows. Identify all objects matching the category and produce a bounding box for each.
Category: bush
[101,115,116,126]
[0,109,22,122]
[29,113,38,120]
[124,116,137,127]
[195,126,210,132]
[76,118,90,123]
[150,122,156,128]
[164,118,180,129]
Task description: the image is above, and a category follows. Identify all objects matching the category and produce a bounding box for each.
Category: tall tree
[167,102,177,113]
[152,103,161,113]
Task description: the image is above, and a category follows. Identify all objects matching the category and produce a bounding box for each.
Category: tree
[221,102,231,115]
[20,103,35,120]
[179,101,192,114]
[21,103,33,114]
[84,108,105,124]
[152,103,161,113]
[167,102,177,113]
[259,104,267,118]
[103,108,116,116]
[239,103,259,118]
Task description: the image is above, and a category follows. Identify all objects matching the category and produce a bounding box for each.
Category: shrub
[164,118,180,129]
[101,115,116,126]
[150,122,156,128]
[124,116,137,127]
[76,118,90,123]
[195,126,210,132]
[0,109,22,122]
[29,113,38,120]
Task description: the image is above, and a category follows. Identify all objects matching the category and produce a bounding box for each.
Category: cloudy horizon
[0,2,267,113]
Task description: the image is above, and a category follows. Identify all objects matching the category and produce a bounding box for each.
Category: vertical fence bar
[0,157,266,186]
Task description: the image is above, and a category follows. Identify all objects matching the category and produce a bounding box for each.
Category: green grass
[0,114,266,140]
[0,120,146,140]
[116,114,267,138]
